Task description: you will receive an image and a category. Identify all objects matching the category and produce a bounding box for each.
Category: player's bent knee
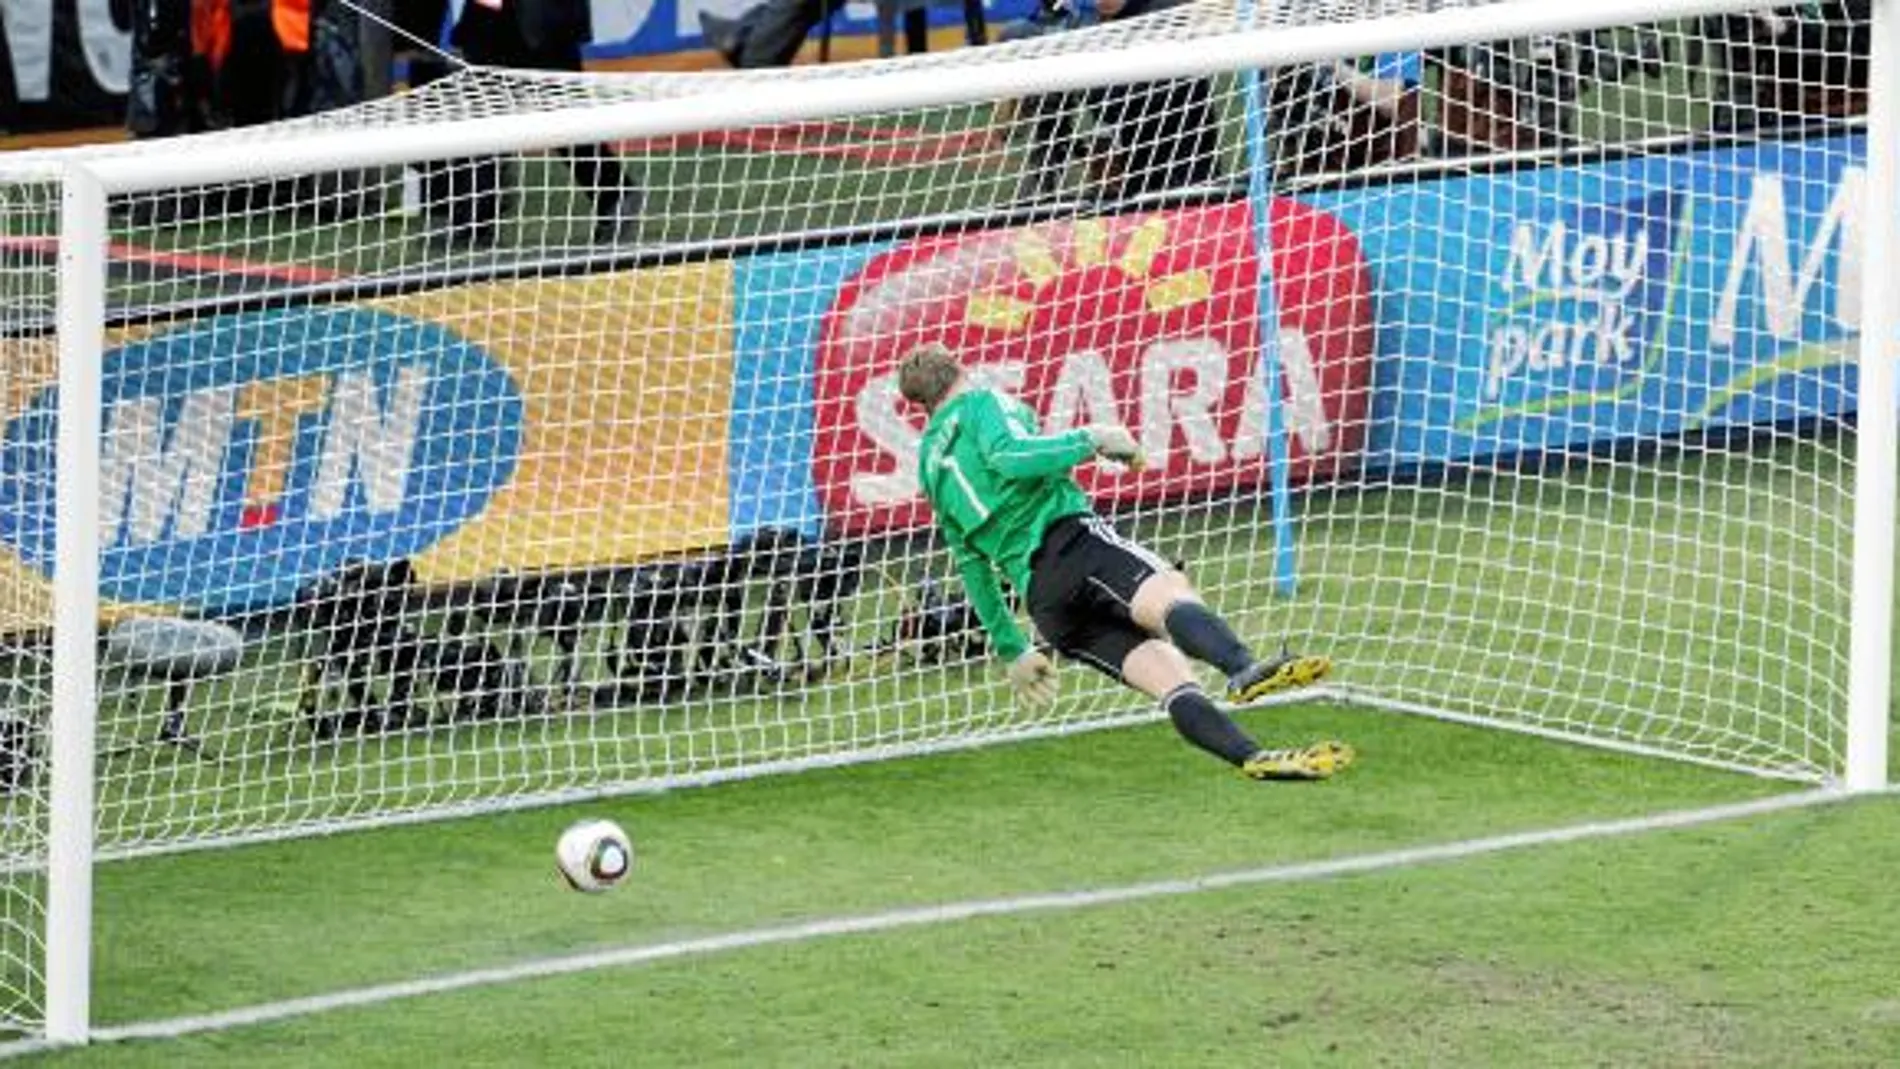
[1119,639,1196,700]
[1129,572,1197,632]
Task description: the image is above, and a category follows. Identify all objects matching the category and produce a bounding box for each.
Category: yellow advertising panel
[376,266,735,584]
[0,260,737,619]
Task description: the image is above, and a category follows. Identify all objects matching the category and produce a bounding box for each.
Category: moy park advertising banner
[0,131,1866,619]
[1299,134,1866,469]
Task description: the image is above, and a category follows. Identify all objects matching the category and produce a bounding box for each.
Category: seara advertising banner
[782,200,1377,537]
[0,264,736,615]
[1305,133,1866,471]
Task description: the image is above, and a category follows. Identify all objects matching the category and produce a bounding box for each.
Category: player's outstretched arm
[945,531,1056,708]
[965,391,1097,480]
[1080,423,1144,468]
[947,538,1029,663]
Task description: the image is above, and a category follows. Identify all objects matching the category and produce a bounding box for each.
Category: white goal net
[0,0,1888,1037]
[0,178,56,1037]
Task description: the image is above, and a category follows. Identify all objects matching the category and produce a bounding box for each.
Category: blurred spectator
[1435,37,1576,155]
[1434,28,1672,155]
[991,0,1097,202]
[1082,0,1220,201]
[413,0,643,248]
[981,0,1216,204]
[390,0,459,85]
[698,0,971,68]
[698,0,841,68]
[127,0,352,136]
[1267,50,1422,178]
[1331,52,1423,122]
[126,0,374,221]
[127,0,211,140]
[1701,4,1869,131]
[356,0,396,101]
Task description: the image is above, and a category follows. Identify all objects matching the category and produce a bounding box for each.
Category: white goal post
[0,0,1894,1046]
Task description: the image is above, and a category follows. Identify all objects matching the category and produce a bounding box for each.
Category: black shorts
[1027,514,1171,681]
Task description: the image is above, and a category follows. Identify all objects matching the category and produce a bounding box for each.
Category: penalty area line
[43,788,1852,1051]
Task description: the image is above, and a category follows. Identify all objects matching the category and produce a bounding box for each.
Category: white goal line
[0,786,1849,1058]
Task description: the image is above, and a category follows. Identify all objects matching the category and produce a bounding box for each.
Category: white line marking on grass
[44,788,1857,1052]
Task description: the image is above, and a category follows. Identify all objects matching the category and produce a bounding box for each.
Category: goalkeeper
[899,345,1352,781]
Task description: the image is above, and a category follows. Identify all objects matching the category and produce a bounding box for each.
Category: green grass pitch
[20,710,1900,1067]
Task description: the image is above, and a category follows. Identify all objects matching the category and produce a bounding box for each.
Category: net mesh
[0,180,58,1033]
[0,1,1867,874]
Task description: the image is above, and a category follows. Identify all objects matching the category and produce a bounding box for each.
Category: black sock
[1163,601,1254,678]
[1161,684,1259,767]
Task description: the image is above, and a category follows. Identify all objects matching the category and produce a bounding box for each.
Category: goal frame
[17,0,1899,1045]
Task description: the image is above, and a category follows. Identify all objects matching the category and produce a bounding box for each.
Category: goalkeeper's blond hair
[897,344,962,413]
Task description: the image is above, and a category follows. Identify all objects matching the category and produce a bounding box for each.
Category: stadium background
[0,0,1038,133]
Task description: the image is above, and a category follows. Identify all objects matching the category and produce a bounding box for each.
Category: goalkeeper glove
[1007,649,1059,709]
[1084,424,1146,471]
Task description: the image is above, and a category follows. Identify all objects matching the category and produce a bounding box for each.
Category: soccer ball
[554,818,634,893]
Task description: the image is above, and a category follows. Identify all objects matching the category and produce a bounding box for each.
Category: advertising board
[799,201,1376,535]
[0,264,736,614]
[1303,134,1865,471]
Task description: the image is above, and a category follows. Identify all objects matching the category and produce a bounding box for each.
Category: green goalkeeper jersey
[916,388,1097,662]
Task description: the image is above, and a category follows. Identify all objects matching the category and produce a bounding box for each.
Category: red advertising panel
[812,200,1375,535]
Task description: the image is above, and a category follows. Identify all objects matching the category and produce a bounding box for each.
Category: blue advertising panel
[1304,135,1866,471]
[730,243,890,540]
